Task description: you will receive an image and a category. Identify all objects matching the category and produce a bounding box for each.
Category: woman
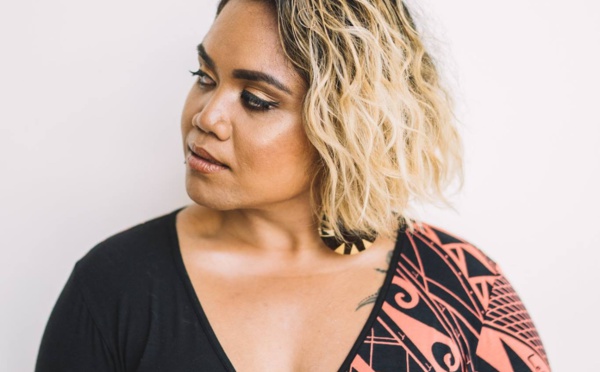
[35,0,550,371]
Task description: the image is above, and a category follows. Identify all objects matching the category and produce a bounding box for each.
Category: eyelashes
[189,69,279,112]
[189,69,215,87]
[240,90,277,111]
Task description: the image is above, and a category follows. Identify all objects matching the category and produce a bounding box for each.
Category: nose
[193,90,232,141]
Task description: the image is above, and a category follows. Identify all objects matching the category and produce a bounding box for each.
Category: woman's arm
[474,270,551,371]
[35,265,118,372]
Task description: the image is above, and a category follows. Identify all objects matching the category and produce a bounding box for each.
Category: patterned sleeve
[414,223,552,372]
[473,267,551,371]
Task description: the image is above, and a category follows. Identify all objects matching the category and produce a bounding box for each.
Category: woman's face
[181,0,318,211]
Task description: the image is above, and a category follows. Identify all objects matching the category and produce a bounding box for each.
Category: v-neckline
[167,207,405,372]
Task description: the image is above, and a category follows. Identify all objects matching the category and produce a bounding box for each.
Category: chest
[185,260,389,371]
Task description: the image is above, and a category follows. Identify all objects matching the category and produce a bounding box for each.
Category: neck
[224,209,321,253]
[186,196,327,258]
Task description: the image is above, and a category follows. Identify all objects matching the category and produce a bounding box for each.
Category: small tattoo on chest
[355,249,393,311]
[356,290,380,311]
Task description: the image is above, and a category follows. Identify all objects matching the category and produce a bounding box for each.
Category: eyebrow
[197,43,292,95]
[197,44,216,71]
[232,69,292,95]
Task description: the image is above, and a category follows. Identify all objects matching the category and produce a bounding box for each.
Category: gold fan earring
[319,216,376,255]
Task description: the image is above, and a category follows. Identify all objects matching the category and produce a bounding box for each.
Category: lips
[188,144,228,168]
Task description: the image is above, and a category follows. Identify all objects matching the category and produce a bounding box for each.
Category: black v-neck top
[35,208,550,372]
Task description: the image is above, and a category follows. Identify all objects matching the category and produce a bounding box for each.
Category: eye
[190,69,215,87]
[241,90,279,111]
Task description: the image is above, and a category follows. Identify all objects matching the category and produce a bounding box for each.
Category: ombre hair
[216,0,463,243]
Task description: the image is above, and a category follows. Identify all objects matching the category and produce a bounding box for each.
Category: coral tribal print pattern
[348,224,550,372]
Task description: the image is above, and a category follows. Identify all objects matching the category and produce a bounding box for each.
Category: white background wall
[1,0,598,370]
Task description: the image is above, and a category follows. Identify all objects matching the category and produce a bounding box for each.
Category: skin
[177,0,396,370]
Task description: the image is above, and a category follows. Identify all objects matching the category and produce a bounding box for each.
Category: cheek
[237,119,316,183]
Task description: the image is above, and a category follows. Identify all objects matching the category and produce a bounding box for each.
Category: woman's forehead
[206,0,279,47]
[204,2,279,60]
[201,0,304,92]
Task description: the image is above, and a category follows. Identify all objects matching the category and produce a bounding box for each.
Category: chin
[184,181,237,211]
[186,194,237,211]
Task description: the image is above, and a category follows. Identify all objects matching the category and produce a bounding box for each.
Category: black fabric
[35,207,228,372]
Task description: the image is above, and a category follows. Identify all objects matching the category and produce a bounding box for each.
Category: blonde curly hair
[217,0,463,244]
